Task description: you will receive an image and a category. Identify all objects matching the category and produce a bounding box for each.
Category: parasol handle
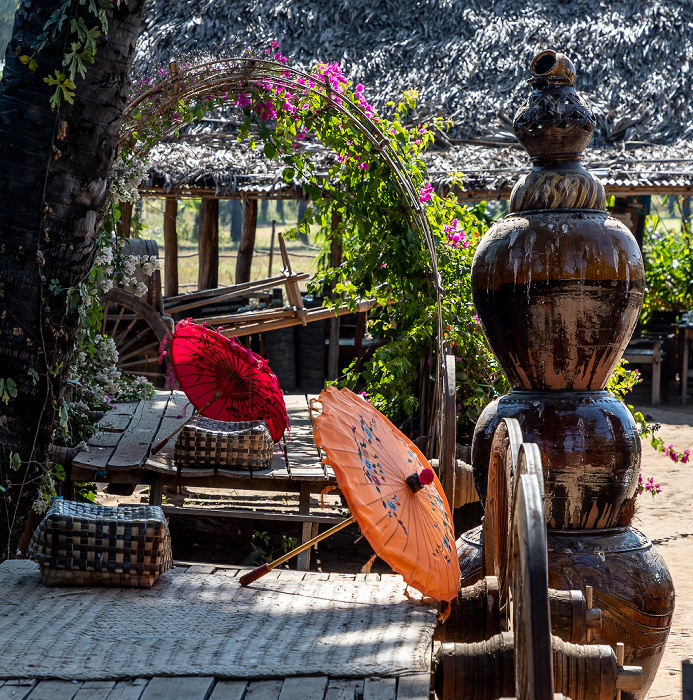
[239,515,355,586]
[150,391,222,455]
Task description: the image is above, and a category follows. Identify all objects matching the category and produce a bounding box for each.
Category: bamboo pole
[239,516,355,586]
[217,299,377,338]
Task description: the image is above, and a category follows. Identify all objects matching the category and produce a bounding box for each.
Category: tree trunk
[198,198,219,290]
[0,0,146,560]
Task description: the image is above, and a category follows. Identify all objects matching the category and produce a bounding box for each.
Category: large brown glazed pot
[471,391,640,528]
[454,525,674,700]
[547,528,674,700]
[461,49,673,699]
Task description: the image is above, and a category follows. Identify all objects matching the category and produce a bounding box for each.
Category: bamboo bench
[622,336,669,406]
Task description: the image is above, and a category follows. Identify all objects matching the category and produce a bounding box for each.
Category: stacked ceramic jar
[468,50,674,700]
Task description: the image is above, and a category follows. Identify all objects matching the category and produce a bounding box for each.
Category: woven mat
[0,561,436,681]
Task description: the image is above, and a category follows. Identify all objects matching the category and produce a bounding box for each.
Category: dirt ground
[629,399,693,699]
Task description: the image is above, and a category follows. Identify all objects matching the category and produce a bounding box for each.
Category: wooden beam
[198,198,219,290]
[236,198,258,283]
[163,196,178,297]
[165,273,310,311]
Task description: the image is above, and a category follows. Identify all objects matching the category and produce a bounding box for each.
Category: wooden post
[268,220,276,277]
[632,195,650,251]
[163,195,178,297]
[117,201,132,238]
[198,198,219,290]
[327,211,343,380]
[236,198,258,284]
[683,659,693,700]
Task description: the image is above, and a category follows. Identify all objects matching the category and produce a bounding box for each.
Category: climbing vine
[19,0,116,107]
[122,47,506,439]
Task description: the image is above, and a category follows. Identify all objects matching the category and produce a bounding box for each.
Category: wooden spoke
[103,288,173,387]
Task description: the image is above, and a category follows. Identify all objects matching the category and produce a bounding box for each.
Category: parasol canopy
[169,319,288,443]
[313,386,460,602]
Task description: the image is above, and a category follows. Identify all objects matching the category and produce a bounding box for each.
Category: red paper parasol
[313,386,459,602]
[168,319,288,442]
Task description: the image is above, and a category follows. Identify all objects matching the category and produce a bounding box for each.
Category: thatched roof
[135,0,693,198]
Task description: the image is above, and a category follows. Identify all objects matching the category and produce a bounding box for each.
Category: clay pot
[471,211,645,391]
[455,525,674,700]
[471,391,640,529]
[547,527,675,700]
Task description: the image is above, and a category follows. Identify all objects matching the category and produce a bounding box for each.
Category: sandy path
[631,402,693,699]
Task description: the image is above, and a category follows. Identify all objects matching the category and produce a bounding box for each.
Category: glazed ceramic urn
[462,50,674,700]
[471,51,645,392]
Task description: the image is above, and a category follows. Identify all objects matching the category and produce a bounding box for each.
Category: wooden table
[71,391,339,569]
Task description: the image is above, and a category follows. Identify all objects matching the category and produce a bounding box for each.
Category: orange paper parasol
[313,386,460,602]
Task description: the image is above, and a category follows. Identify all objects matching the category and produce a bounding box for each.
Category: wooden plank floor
[0,673,430,699]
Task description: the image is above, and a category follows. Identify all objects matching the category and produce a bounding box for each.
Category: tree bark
[236,198,257,284]
[198,198,219,290]
[0,0,146,560]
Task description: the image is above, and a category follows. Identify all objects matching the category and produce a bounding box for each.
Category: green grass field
[138,198,323,292]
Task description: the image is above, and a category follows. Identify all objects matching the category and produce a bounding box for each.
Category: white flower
[124,256,137,275]
[100,278,114,293]
[33,498,49,514]
[94,247,114,266]
[133,281,148,297]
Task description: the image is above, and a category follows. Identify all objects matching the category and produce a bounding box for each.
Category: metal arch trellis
[119,56,448,446]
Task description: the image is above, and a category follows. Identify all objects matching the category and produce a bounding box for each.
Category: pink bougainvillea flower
[236,92,252,109]
[419,183,434,203]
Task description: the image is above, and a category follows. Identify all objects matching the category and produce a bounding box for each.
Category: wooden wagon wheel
[509,471,554,700]
[102,287,173,386]
[482,417,523,615]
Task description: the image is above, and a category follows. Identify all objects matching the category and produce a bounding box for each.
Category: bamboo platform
[0,560,435,700]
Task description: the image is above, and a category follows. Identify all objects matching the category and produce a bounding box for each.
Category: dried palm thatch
[135,0,693,197]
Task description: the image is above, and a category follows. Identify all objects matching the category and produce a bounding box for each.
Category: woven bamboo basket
[28,500,172,588]
[174,416,274,469]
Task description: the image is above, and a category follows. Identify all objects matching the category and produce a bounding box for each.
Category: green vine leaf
[44,70,76,108]
[63,42,95,81]
[18,55,39,72]
[0,378,17,404]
